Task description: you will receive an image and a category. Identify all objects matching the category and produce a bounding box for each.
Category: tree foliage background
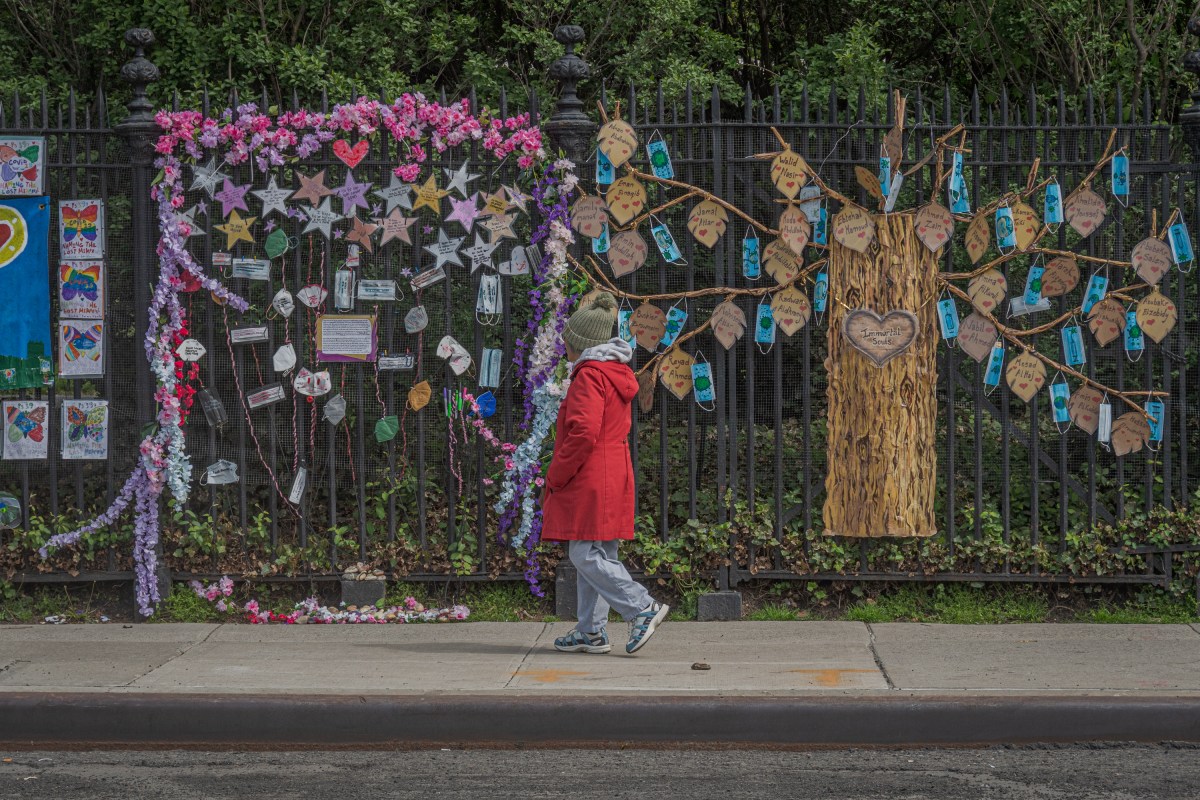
[0,0,1197,118]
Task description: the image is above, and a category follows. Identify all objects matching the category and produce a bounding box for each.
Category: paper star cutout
[175,205,205,239]
[294,169,334,205]
[264,219,276,233]
[377,208,417,246]
[215,209,257,248]
[443,161,480,198]
[252,176,294,219]
[195,200,208,217]
[422,228,465,270]
[479,188,511,218]
[373,174,414,213]
[214,179,251,218]
[446,193,480,231]
[461,232,499,273]
[347,216,380,253]
[370,203,383,217]
[503,184,529,214]
[334,172,373,217]
[411,175,449,215]
[333,229,344,240]
[285,207,303,220]
[479,213,517,244]
[301,197,343,239]
[189,158,230,197]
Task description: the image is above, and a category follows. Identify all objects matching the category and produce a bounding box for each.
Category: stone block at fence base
[697,591,743,621]
[555,562,578,620]
[341,580,386,608]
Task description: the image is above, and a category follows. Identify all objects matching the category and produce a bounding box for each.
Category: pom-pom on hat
[564,291,618,353]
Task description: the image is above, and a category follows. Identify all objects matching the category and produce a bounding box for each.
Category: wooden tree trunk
[823,212,939,538]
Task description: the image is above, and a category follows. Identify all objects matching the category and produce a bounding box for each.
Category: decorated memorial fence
[1,26,1199,613]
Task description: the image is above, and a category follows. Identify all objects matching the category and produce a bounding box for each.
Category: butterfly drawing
[60,265,100,302]
[6,406,46,443]
[63,324,102,360]
[66,405,105,443]
[0,143,39,184]
[62,203,99,242]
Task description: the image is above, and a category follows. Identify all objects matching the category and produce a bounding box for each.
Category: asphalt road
[1,746,1198,799]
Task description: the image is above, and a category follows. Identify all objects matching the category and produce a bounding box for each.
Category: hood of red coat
[573,359,639,402]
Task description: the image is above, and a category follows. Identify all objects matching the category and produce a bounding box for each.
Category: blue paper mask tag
[592,220,610,255]
[813,207,828,246]
[994,205,1016,249]
[755,303,776,344]
[618,308,635,346]
[937,298,960,340]
[660,306,688,349]
[691,361,715,405]
[474,390,497,419]
[1145,400,1165,442]
[651,222,684,263]
[1169,220,1194,265]
[1124,310,1144,352]
[813,270,829,314]
[1044,182,1063,225]
[1049,381,1071,424]
[878,156,892,197]
[983,342,1005,386]
[798,186,823,223]
[1023,262,1045,306]
[1110,153,1130,199]
[596,150,614,185]
[646,137,674,181]
[1061,325,1086,367]
[1081,273,1108,314]
[742,235,761,280]
[949,152,970,214]
[480,347,503,388]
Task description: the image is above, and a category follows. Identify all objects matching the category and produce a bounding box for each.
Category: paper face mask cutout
[297,284,327,308]
[273,343,297,373]
[270,287,296,318]
[436,335,473,375]
[293,367,332,396]
[323,394,347,425]
[404,305,429,334]
[407,381,432,412]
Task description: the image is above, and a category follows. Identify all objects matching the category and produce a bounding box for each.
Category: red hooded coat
[541,359,639,541]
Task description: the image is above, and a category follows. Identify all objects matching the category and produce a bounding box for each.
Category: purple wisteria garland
[493,160,581,593]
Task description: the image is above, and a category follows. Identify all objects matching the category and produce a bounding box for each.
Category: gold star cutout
[411,174,449,215]
[215,210,257,248]
[293,169,334,205]
[479,213,517,244]
[479,188,512,218]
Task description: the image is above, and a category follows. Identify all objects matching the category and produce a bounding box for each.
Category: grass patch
[1074,590,1199,624]
[159,583,219,622]
[844,584,1050,624]
[747,603,800,621]
[0,582,117,623]
[443,582,553,622]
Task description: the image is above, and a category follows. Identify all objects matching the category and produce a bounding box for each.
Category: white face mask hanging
[476,272,502,326]
[272,343,297,373]
[200,459,239,485]
[269,287,295,319]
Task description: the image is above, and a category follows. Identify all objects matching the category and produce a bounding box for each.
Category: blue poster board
[0,196,52,390]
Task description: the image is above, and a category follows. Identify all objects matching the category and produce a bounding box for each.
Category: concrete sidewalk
[3,621,1200,746]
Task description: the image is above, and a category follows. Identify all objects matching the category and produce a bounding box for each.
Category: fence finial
[120,28,160,125]
[1181,16,1200,158]
[545,25,595,164]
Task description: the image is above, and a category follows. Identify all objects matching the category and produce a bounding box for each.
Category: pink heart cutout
[333,139,369,168]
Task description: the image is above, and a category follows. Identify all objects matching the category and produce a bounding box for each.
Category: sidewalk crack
[504,622,549,689]
[121,624,221,687]
[864,623,897,690]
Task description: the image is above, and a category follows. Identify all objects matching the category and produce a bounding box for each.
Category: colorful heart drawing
[333,140,369,168]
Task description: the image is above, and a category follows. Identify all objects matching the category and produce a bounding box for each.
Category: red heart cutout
[699,229,708,236]
[786,181,795,188]
[857,232,865,238]
[936,232,946,240]
[1019,382,1028,389]
[1145,319,1156,325]
[1083,414,1093,421]
[0,221,10,250]
[333,139,369,168]
[632,200,642,207]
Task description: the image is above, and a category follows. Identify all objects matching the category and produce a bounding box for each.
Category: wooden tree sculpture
[569,97,1178,538]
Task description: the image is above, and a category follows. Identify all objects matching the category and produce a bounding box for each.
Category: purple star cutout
[446,193,480,231]
[214,179,251,218]
[264,220,277,232]
[333,228,345,240]
[422,225,434,235]
[370,203,383,217]
[334,173,373,217]
[285,207,302,220]
[400,267,414,278]
[195,200,208,217]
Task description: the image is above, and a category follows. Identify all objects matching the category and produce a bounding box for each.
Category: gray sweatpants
[568,539,653,633]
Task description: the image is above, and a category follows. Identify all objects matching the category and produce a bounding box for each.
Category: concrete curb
[3,693,1200,748]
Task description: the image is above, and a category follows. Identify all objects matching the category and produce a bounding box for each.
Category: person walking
[541,292,669,655]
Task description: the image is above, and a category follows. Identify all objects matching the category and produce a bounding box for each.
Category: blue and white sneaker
[626,602,669,654]
[554,628,612,654]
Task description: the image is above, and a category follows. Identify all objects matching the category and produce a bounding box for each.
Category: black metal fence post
[114,28,169,614]
[546,24,594,619]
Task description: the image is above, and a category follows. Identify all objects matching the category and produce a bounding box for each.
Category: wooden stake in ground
[823,212,939,538]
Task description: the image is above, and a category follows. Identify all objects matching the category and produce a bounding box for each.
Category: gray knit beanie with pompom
[563,291,618,353]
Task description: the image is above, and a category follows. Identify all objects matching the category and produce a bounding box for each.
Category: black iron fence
[0,27,1198,607]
